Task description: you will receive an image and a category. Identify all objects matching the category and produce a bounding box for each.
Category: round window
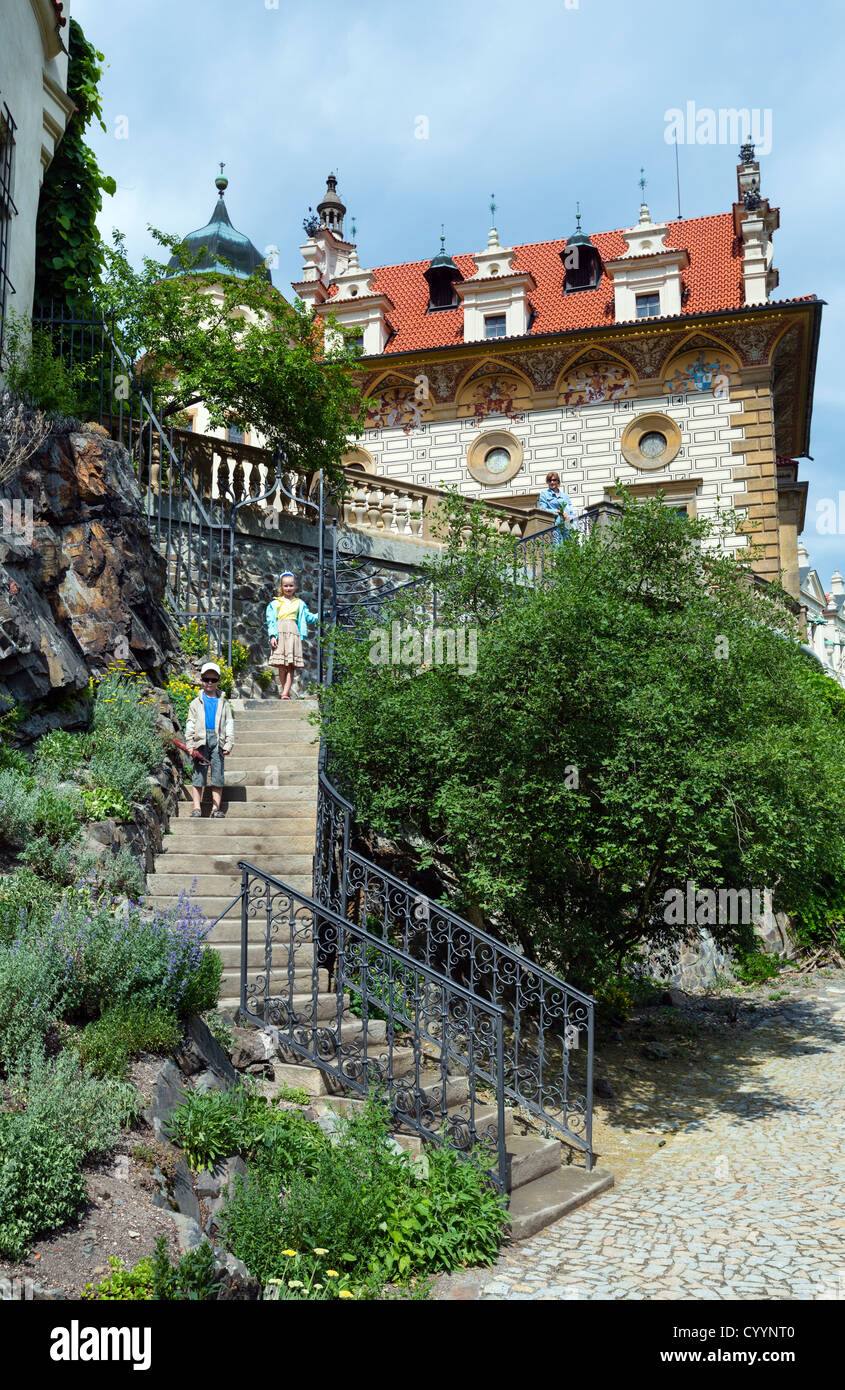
[639,430,668,459]
[484,446,511,474]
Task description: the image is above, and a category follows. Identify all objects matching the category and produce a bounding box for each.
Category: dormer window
[560,211,603,292]
[636,292,660,318]
[423,235,463,310]
[484,314,507,339]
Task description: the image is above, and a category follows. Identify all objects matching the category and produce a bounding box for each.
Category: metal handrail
[236,858,508,1192]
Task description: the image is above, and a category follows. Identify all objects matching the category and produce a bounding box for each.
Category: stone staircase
[146,696,612,1238]
[146,697,321,1010]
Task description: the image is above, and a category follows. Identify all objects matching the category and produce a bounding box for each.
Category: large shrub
[0,1049,137,1260]
[320,491,845,988]
[48,883,220,1020]
[0,932,66,1072]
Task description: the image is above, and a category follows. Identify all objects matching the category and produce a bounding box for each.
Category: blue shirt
[538,487,574,528]
[202,693,219,731]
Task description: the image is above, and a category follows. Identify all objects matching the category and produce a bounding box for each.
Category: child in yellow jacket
[265,571,320,698]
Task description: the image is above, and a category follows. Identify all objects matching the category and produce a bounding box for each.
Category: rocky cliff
[0,424,182,729]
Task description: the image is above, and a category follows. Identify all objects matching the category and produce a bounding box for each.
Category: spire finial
[637,167,652,224]
[490,193,497,226]
[638,167,647,196]
[440,222,446,251]
[351,214,357,240]
[575,201,582,232]
[215,161,228,195]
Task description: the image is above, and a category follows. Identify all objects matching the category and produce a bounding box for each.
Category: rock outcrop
[0,425,182,715]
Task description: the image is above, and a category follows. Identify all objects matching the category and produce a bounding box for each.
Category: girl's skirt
[269,618,303,668]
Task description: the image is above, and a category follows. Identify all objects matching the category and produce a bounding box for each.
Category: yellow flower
[326,1271,339,1279]
[313,1283,323,1291]
[288,1280,304,1289]
[313,1248,329,1256]
[266,1278,283,1285]
[281,1250,297,1257]
[338,1290,354,1299]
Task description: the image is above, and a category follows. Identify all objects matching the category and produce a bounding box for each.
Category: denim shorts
[191,743,225,788]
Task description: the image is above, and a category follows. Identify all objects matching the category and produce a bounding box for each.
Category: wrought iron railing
[237,860,508,1191]
[314,772,594,1167]
[315,515,596,1168]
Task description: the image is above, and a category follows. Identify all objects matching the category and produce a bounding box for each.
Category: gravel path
[437,974,845,1300]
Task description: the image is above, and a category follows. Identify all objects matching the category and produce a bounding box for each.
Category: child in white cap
[185,661,235,817]
[266,572,320,698]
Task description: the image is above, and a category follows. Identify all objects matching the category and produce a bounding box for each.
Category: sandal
[189,810,202,818]
[210,809,225,818]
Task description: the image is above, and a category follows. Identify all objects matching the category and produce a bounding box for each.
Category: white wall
[357,387,749,548]
[0,0,71,335]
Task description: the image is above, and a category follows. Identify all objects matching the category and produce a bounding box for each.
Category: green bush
[0,1119,86,1260]
[375,1142,509,1279]
[81,1236,219,1301]
[733,948,781,985]
[86,671,163,803]
[230,639,250,677]
[0,742,30,775]
[73,1002,183,1078]
[48,884,220,1019]
[165,676,195,729]
[33,729,87,779]
[80,786,134,821]
[167,1086,325,1175]
[95,846,145,901]
[0,768,83,847]
[0,934,65,1072]
[1,312,86,416]
[0,1049,138,1260]
[0,867,61,944]
[180,620,210,657]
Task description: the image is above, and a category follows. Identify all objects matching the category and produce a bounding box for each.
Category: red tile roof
[353,212,747,355]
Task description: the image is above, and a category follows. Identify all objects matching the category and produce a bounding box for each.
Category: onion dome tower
[316,172,346,236]
[167,167,271,282]
[561,206,602,291]
[423,230,463,309]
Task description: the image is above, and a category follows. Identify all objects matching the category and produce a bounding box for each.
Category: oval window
[639,430,668,459]
[484,446,511,474]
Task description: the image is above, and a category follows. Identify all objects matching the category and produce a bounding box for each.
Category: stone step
[147,871,314,897]
[149,853,313,878]
[221,755,319,772]
[445,1102,514,1141]
[171,807,317,825]
[506,1165,614,1242]
[160,835,315,856]
[205,769,317,786]
[237,698,319,711]
[504,1135,562,1194]
[178,785,317,802]
[231,715,319,730]
[227,739,319,750]
[146,888,314,920]
[204,917,318,945]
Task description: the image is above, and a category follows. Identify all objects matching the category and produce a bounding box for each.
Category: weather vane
[490,193,497,225]
[575,200,582,230]
[639,167,647,196]
[351,214,357,239]
[219,161,225,177]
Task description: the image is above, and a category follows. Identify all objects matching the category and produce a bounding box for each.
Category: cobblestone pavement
[437,975,845,1300]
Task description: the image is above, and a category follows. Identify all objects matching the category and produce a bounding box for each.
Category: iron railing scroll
[237,860,508,1192]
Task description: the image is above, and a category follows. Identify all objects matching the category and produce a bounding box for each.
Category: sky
[72,0,845,574]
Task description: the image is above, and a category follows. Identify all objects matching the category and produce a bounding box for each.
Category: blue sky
[73,0,845,574]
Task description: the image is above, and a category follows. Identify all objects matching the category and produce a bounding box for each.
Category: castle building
[0,0,73,358]
[798,542,845,685]
[294,150,822,597]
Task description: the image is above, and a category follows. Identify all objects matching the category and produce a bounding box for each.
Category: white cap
[200,661,221,677]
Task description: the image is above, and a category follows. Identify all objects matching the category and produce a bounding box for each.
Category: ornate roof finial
[638,167,652,224]
[740,139,755,165]
[440,222,446,251]
[351,214,357,240]
[215,161,228,195]
[575,201,582,233]
[490,193,497,227]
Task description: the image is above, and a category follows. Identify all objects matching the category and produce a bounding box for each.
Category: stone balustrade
[160,431,553,547]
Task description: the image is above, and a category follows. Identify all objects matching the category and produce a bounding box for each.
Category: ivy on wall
[34,18,116,308]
